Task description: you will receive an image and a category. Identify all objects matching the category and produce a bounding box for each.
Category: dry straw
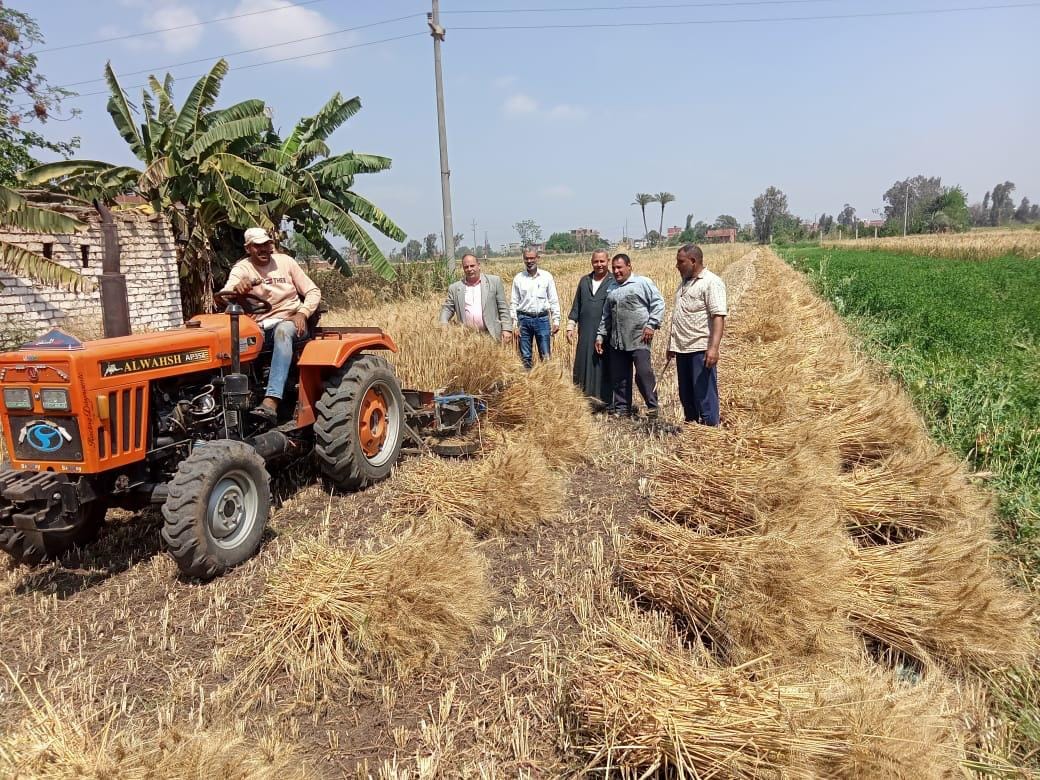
[234,522,490,702]
[647,422,833,534]
[619,515,857,665]
[0,672,313,780]
[488,360,597,468]
[566,620,967,779]
[838,443,993,542]
[850,530,1035,670]
[823,229,1040,261]
[390,437,564,535]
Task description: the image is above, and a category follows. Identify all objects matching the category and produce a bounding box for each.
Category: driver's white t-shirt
[221,252,321,323]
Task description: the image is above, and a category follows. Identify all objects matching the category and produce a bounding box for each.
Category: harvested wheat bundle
[649,423,830,533]
[567,621,836,776]
[391,438,563,534]
[234,524,489,701]
[488,360,597,467]
[619,515,857,664]
[721,360,810,426]
[839,444,993,543]
[568,620,965,778]
[817,385,924,465]
[795,663,970,779]
[850,530,1035,670]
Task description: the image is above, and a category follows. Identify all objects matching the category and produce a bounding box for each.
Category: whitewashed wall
[0,211,182,338]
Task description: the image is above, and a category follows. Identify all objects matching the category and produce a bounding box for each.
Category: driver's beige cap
[244,227,273,246]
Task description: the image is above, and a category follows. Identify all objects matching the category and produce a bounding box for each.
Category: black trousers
[610,348,658,413]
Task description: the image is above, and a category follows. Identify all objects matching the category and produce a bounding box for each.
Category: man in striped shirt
[666,243,727,426]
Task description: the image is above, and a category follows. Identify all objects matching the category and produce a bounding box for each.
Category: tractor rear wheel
[314,354,405,491]
[161,440,271,579]
[0,501,105,566]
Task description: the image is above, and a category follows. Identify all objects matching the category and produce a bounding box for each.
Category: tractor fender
[297,329,398,369]
[294,329,399,428]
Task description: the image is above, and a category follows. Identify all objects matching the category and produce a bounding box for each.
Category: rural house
[0,203,182,341]
[706,227,737,243]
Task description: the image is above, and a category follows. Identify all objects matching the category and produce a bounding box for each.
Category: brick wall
[0,210,182,339]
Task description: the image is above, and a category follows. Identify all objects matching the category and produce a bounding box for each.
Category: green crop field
[779,246,1040,572]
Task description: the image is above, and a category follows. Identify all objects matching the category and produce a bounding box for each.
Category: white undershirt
[591,276,605,295]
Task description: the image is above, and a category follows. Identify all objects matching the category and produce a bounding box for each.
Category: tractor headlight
[3,388,31,410]
[40,388,70,411]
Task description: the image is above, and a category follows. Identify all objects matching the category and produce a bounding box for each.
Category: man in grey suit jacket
[439,254,512,343]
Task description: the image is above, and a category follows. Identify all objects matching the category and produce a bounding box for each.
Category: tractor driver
[220,227,322,424]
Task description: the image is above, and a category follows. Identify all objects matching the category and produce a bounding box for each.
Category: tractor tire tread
[313,355,403,492]
[161,440,270,580]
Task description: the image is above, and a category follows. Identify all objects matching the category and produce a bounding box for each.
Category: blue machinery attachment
[401,389,488,456]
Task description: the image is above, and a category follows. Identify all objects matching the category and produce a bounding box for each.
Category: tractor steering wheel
[213,290,273,316]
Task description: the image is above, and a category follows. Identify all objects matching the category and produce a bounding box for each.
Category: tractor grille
[97,386,145,462]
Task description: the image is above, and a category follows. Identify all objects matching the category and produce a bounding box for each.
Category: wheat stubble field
[0,243,1036,778]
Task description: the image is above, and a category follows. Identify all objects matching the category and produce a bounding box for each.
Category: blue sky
[27,0,1040,250]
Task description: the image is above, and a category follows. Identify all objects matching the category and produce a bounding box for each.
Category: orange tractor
[0,290,483,578]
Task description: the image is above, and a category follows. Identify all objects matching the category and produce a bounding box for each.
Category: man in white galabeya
[220,227,321,424]
[510,248,561,369]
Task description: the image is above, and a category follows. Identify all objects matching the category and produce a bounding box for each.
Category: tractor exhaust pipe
[94,200,132,338]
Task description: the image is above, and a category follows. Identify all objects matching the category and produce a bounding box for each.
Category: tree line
[751,177,1039,244]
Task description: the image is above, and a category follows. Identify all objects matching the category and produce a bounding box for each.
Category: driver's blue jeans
[261,318,305,400]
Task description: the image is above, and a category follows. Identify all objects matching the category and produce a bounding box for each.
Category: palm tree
[0,185,92,291]
[632,193,654,243]
[23,60,403,317]
[654,192,675,245]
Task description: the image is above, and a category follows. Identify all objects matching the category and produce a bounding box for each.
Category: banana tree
[23,60,284,316]
[26,60,405,317]
[0,185,92,291]
[254,92,404,280]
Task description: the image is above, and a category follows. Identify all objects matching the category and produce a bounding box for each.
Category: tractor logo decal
[101,348,210,377]
[18,420,73,453]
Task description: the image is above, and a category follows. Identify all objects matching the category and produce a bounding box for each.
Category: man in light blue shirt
[596,253,665,417]
[510,248,561,369]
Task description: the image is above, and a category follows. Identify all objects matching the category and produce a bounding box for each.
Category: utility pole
[903,183,910,237]
[471,219,478,252]
[429,0,455,273]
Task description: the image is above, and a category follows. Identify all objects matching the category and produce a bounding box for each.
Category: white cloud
[149,5,203,53]
[503,93,538,116]
[226,0,343,68]
[541,184,574,199]
[547,103,587,121]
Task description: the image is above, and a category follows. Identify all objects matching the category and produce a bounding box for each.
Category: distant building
[570,227,600,241]
[706,228,737,243]
[666,226,683,239]
[632,238,647,250]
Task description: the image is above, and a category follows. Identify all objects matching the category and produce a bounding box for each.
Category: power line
[47,1,1040,104]
[447,0,858,13]
[60,32,427,102]
[55,13,427,90]
[33,0,333,54]
[446,1,1040,29]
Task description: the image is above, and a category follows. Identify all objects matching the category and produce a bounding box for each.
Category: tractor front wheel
[161,440,271,579]
[314,354,405,491]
